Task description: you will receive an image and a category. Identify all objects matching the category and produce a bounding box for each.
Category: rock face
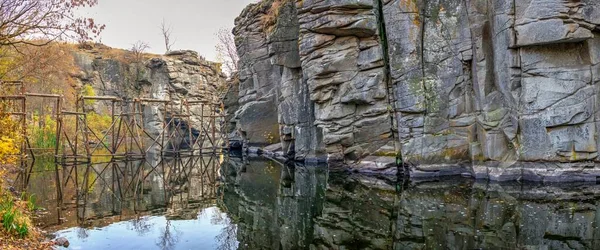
[143,50,225,138]
[232,1,325,160]
[297,0,393,162]
[228,0,600,181]
[71,45,226,150]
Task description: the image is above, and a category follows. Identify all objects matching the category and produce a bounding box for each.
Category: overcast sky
[81,0,256,61]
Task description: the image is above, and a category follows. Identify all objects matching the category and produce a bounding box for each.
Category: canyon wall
[71,45,226,149]
[229,0,600,181]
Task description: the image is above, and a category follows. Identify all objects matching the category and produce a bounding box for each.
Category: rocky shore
[226,0,600,182]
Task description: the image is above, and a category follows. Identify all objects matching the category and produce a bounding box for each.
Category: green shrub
[0,194,32,238]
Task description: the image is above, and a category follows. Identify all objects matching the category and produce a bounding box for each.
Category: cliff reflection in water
[24,156,600,249]
[221,158,600,250]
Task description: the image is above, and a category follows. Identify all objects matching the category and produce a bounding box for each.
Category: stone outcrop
[232,1,324,160]
[228,0,600,181]
[143,50,225,136]
[297,0,394,162]
[71,45,226,149]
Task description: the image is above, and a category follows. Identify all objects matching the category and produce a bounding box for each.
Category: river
[20,156,600,249]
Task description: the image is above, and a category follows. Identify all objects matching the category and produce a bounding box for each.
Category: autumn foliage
[0,104,20,165]
[0,0,104,46]
[0,1,104,246]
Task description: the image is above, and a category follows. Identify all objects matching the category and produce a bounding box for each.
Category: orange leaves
[0,42,80,109]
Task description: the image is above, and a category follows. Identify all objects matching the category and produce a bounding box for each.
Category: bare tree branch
[129,40,150,63]
[215,27,238,76]
[160,19,175,53]
[0,0,104,46]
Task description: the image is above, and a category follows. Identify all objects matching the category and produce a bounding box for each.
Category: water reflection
[23,154,236,250]
[55,207,232,249]
[220,158,600,250]
[23,155,600,249]
[25,155,222,229]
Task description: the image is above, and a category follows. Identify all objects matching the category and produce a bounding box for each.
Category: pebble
[53,237,70,248]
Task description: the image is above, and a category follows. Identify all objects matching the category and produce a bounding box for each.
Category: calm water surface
[21,156,600,249]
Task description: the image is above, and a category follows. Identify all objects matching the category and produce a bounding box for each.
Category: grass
[0,166,52,249]
[258,0,291,34]
[29,114,58,150]
[0,194,31,238]
[20,193,38,212]
[30,127,57,149]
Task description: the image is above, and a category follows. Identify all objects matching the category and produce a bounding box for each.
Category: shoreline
[0,164,54,249]
[240,146,600,183]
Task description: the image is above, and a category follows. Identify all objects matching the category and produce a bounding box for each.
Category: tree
[160,19,175,53]
[129,40,150,63]
[0,0,105,47]
[215,28,239,76]
[0,0,103,167]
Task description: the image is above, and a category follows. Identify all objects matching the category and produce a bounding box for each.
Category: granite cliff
[227,0,600,182]
[69,44,227,151]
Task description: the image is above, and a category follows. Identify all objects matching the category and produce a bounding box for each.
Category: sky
[80,0,256,61]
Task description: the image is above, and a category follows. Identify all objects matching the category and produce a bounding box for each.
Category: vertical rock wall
[231,0,600,181]
[384,0,475,168]
[72,46,226,151]
[296,0,394,162]
[233,3,281,148]
[233,0,325,161]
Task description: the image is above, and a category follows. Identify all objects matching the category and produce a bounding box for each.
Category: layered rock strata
[229,0,600,181]
[72,46,226,150]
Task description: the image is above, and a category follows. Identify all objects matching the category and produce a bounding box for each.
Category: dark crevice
[375,1,393,132]
[419,0,428,161]
[375,0,399,159]
[374,0,411,190]
[543,233,583,242]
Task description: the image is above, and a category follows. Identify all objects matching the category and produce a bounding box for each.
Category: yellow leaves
[0,52,16,79]
[0,136,19,165]
[87,112,111,134]
[81,85,96,106]
[0,106,21,165]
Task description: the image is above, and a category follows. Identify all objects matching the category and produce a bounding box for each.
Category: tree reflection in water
[129,216,154,236]
[77,227,89,240]
[26,155,229,249]
[156,220,181,250]
[37,155,600,250]
[211,208,238,250]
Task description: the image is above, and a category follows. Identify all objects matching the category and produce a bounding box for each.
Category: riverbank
[0,164,53,249]
[247,143,600,183]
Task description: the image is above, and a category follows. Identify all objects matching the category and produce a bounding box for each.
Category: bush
[0,194,32,238]
[259,0,290,33]
[0,104,21,164]
[81,85,96,106]
[29,114,58,150]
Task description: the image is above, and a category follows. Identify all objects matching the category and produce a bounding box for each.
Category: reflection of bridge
[1,81,228,193]
[28,155,223,229]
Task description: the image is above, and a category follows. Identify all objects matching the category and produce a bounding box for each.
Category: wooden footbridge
[0,81,229,212]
